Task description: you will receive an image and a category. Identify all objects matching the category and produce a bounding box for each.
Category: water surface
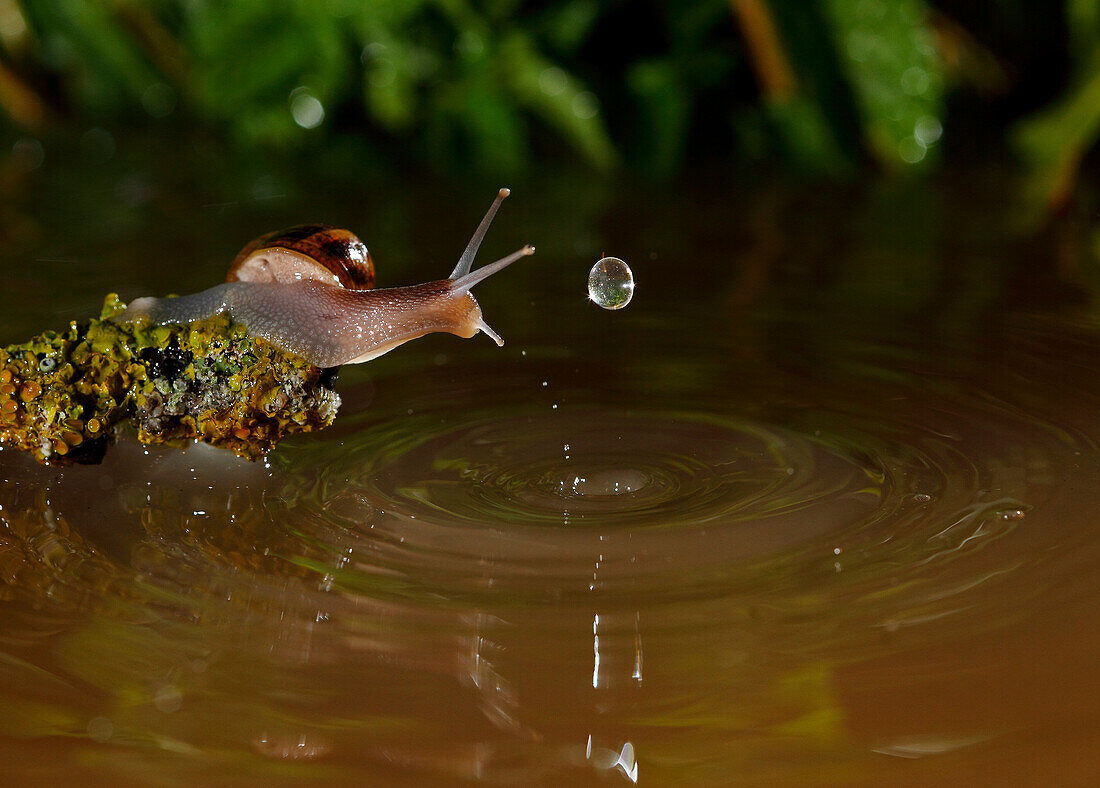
[2,149,1100,784]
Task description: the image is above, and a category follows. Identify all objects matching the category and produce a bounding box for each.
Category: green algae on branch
[0,295,339,465]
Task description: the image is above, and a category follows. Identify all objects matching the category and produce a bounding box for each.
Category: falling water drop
[588,257,635,310]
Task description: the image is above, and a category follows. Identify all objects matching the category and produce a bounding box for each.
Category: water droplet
[538,66,568,96]
[572,91,599,120]
[87,716,113,742]
[914,115,943,146]
[252,731,330,761]
[81,127,115,163]
[289,88,324,129]
[900,65,930,96]
[453,30,484,60]
[569,469,649,496]
[154,684,183,713]
[141,82,176,118]
[588,257,634,310]
[12,137,44,171]
[898,137,927,164]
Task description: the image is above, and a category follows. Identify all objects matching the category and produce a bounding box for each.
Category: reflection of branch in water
[0,482,122,605]
[0,440,553,779]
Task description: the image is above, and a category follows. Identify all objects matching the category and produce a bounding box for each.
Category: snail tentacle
[450,187,510,280]
[451,245,535,295]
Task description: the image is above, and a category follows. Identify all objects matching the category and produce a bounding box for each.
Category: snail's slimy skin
[121,279,502,369]
[116,188,531,369]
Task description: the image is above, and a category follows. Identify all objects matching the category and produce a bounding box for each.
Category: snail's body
[123,278,501,368]
[117,189,531,368]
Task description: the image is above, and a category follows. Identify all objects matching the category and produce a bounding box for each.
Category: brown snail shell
[227,224,375,290]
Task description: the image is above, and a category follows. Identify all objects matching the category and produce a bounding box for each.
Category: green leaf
[766,97,849,175]
[360,35,422,131]
[537,0,601,53]
[185,0,350,144]
[627,58,690,177]
[19,0,162,108]
[766,0,860,172]
[1014,59,1100,214]
[445,62,527,176]
[498,32,617,171]
[820,0,944,168]
[1068,0,1100,65]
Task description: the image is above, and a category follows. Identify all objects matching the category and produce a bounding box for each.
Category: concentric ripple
[355,410,887,530]
[268,343,1068,605]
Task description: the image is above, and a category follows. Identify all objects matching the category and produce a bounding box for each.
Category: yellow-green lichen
[0,295,340,464]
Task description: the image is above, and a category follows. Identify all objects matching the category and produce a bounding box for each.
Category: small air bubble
[289,88,325,129]
[12,137,44,171]
[154,685,183,713]
[87,716,113,743]
[81,127,115,163]
[588,257,634,310]
[538,66,568,96]
[900,66,930,96]
[914,115,943,145]
[453,30,485,60]
[571,91,599,120]
[898,137,927,164]
[141,82,176,117]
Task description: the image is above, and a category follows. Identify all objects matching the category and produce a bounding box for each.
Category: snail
[117,188,533,368]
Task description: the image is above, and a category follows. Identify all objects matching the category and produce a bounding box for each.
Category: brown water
[3,145,1100,784]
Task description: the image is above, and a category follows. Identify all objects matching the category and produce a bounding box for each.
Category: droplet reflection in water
[588,257,634,309]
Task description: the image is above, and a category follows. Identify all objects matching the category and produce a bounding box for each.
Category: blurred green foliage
[1014,0,1100,213]
[0,0,1093,203]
